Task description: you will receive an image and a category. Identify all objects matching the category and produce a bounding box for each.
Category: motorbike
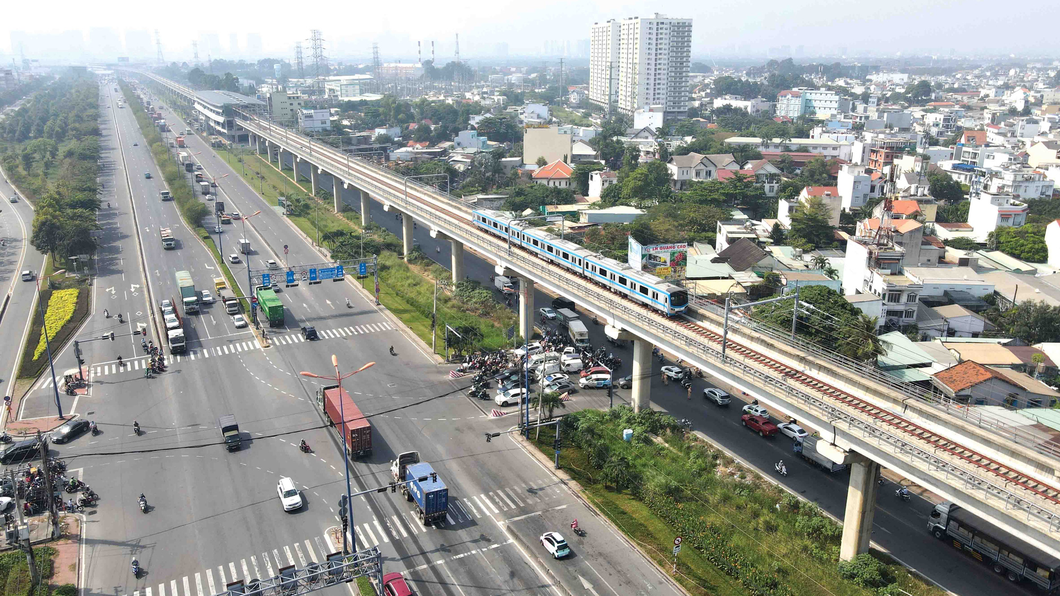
[468,388,489,400]
[139,496,148,514]
[133,422,141,436]
[0,432,11,444]
[117,313,123,324]
[895,488,910,501]
[774,462,788,477]
[571,526,586,537]
[131,559,140,578]
[144,368,152,379]
[65,479,84,493]
[90,423,100,436]
[299,441,312,453]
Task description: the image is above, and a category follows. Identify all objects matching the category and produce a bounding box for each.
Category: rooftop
[195,90,265,108]
[932,360,1006,393]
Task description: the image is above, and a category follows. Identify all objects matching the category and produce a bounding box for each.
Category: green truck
[256,287,284,327]
[176,270,199,314]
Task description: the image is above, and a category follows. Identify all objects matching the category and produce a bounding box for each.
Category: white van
[527,351,561,370]
[21,271,34,282]
[534,361,562,380]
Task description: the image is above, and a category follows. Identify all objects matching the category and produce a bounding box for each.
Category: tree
[928,171,965,203]
[811,255,830,270]
[787,196,835,249]
[754,286,882,361]
[839,314,884,361]
[943,237,980,250]
[769,222,786,245]
[1000,302,1060,344]
[798,157,835,186]
[572,163,604,196]
[373,134,394,146]
[988,225,1048,262]
[618,161,672,207]
[906,80,933,102]
[535,156,548,167]
[935,200,969,223]
[531,391,566,439]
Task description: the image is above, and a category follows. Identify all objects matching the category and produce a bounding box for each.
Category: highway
[38,82,687,596]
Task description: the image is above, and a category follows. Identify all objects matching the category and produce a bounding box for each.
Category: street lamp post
[34,278,64,419]
[241,210,262,318]
[300,357,375,555]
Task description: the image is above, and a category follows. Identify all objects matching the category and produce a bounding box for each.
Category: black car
[301,326,319,340]
[51,419,91,444]
[0,438,41,465]
[552,297,576,311]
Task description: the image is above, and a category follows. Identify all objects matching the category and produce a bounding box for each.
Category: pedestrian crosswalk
[271,321,394,345]
[123,481,570,596]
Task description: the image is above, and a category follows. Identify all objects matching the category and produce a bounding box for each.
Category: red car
[741,414,778,437]
[579,365,611,378]
[382,573,412,596]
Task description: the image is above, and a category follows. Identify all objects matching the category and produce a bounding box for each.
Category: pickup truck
[741,414,778,438]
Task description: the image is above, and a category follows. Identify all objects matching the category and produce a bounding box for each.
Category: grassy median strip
[531,408,945,596]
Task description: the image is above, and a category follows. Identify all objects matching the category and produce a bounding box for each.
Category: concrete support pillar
[450,239,464,283]
[332,177,343,213]
[402,213,414,261]
[519,278,535,342]
[310,166,320,197]
[840,458,881,561]
[265,141,272,163]
[360,188,370,228]
[631,338,653,413]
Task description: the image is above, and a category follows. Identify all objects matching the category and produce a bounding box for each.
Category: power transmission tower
[309,30,328,78]
[294,42,305,79]
[192,41,199,67]
[372,42,381,79]
[154,30,164,65]
[559,58,564,93]
[454,34,461,89]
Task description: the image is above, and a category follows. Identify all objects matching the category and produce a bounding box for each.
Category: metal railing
[135,73,1060,538]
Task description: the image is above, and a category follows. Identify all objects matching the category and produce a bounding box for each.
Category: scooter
[299,441,312,453]
[571,526,586,537]
[774,462,788,477]
[131,559,140,578]
[895,488,910,501]
[0,432,11,444]
[139,496,148,514]
[133,422,141,436]
[117,313,123,324]
[90,423,100,436]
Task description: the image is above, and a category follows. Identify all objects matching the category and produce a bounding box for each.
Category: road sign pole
[373,255,380,305]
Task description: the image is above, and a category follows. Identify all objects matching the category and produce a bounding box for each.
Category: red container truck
[317,384,372,457]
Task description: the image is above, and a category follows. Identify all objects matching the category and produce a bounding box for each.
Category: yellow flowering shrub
[33,289,79,361]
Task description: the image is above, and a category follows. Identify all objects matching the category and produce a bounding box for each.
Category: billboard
[642,243,688,270]
[627,235,643,271]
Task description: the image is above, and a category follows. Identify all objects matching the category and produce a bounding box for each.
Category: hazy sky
[4,0,1060,61]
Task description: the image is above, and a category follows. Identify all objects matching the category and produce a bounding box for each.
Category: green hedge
[0,546,56,596]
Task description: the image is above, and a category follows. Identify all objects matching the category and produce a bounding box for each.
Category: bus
[928,501,1060,591]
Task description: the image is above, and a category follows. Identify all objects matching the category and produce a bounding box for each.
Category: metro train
[472,210,688,316]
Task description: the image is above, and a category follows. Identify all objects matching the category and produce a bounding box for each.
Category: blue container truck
[403,462,448,525]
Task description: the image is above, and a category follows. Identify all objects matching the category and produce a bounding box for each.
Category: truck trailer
[793,435,848,473]
[318,384,372,457]
[175,270,199,315]
[567,319,590,349]
[159,227,175,249]
[403,462,448,525]
[255,287,284,327]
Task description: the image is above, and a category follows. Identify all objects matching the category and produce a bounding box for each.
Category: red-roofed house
[961,130,987,146]
[890,200,922,219]
[931,361,1060,408]
[856,217,940,266]
[533,160,574,188]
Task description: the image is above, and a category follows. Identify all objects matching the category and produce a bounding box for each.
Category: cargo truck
[159,227,175,249]
[199,181,210,196]
[255,287,284,326]
[175,136,185,148]
[554,308,579,328]
[567,319,590,348]
[218,415,241,451]
[175,270,199,315]
[214,277,227,293]
[403,462,448,525]
[318,384,372,457]
[159,190,171,201]
[238,238,251,254]
[494,275,515,295]
[162,297,187,353]
[184,161,194,173]
[793,435,848,473]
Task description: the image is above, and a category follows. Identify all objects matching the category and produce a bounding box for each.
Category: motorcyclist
[345,298,352,308]
[897,487,910,498]
[117,355,123,367]
[133,421,140,435]
[776,460,787,475]
[571,519,578,531]
[89,421,97,434]
[104,309,109,318]
[300,439,309,452]
[117,313,123,323]
[389,346,396,356]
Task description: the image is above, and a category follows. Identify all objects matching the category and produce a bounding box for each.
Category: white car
[266,259,279,269]
[276,477,303,511]
[742,404,769,418]
[200,290,215,303]
[160,299,172,310]
[540,373,568,386]
[777,422,808,441]
[560,357,583,373]
[538,307,557,320]
[164,314,180,330]
[494,388,527,407]
[660,366,685,381]
[228,253,240,263]
[539,532,571,558]
[232,314,248,328]
[512,342,544,358]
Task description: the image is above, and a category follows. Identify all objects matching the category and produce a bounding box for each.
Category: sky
[4,0,1060,63]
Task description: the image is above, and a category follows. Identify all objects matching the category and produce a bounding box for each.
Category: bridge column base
[519,278,535,342]
[333,177,343,213]
[631,338,652,412]
[840,457,880,561]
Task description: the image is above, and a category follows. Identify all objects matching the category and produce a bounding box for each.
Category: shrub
[837,553,893,589]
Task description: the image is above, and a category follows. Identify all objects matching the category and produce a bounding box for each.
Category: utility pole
[155,30,164,65]
[11,470,39,585]
[432,280,451,353]
[38,432,59,537]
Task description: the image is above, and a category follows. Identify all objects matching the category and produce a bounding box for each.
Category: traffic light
[390,483,396,493]
[338,494,348,520]
[553,438,561,450]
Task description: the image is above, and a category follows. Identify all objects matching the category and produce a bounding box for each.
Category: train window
[562,252,569,260]
[618,276,627,286]
[640,284,648,294]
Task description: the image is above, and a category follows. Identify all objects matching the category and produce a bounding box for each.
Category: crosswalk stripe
[305,539,319,563]
[205,569,215,596]
[313,536,327,560]
[217,567,226,585]
[293,543,307,567]
[241,558,250,580]
[504,487,524,507]
[496,489,516,509]
[362,523,379,546]
[475,494,497,514]
[416,515,428,533]
[194,572,204,596]
[446,513,456,525]
[134,590,139,596]
[464,497,480,518]
[203,349,209,358]
[222,346,229,355]
[145,587,152,596]
[249,556,260,582]
[339,328,349,337]
[158,583,165,596]
[283,545,294,565]
[343,326,354,334]
[272,549,283,572]
[355,525,368,548]
[489,491,508,511]
[455,500,472,521]
[372,519,389,543]
[228,562,237,582]
[391,515,408,538]
[403,513,419,534]
[171,579,179,596]
[235,343,243,353]
[182,575,190,596]
[261,553,274,578]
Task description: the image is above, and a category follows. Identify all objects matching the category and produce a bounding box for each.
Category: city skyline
[4,0,1060,63]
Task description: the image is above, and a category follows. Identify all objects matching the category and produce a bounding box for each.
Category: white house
[838,164,873,211]
[297,108,331,132]
[665,153,739,190]
[1047,220,1060,268]
[588,170,618,198]
[633,105,665,131]
[967,189,1029,242]
[778,186,842,228]
[454,129,489,150]
[522,103,551,124]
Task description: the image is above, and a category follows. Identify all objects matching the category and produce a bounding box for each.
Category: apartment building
[297,109,330,133]
[967,189,1029,242]
[979,164,1055,199]
[775,88,850,119]
[723,136,853,161]
[589,20,620,110]
[265,90,303,127]
[599,14,692,120]
[842,232,922,330]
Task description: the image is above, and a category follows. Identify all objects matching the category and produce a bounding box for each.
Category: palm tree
[811,255,830,270]
[838,314,884,361]
[532,391,566,439]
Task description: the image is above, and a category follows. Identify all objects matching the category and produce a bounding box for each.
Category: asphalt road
[45,82,687,596]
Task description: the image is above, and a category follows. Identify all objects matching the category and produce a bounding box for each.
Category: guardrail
[135,73,1060,541]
